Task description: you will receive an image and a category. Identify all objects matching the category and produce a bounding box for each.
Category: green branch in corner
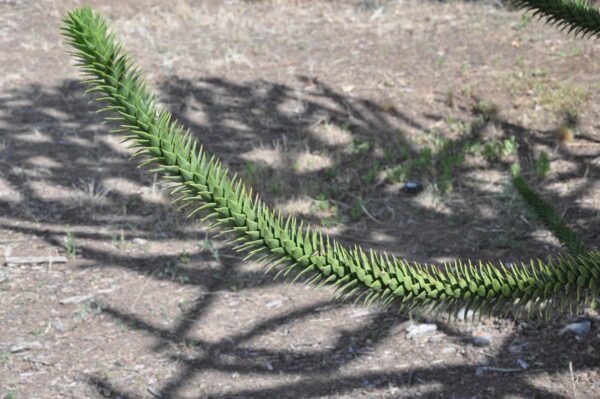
[514,0,600,38]
[62,7,600,319]
[513,175,587,256]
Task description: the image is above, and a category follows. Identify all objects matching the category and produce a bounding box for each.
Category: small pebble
[517,359,529,370]
[59,294,94,305]
[96,286,119,295]
[10,341,43,353]
[51,319,66,332]
[219,354,237,365]
[402,181,422,194]
[133,238,148,246]
[559,320,591,337]
[265,300,282,309]
[20,370,46,378]
[508,340,528,354]
[472,336,492,347]
[406,323,437,339]
[441,346,456,354]
[27,356,54,366]
[147,387,163,399]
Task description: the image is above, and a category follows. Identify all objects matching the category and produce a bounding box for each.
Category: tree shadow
[0,75,598,398]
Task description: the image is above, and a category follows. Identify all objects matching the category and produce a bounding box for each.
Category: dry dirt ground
[1,0,600,398]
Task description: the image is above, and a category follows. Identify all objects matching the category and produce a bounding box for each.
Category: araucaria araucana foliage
[61,3,599,320]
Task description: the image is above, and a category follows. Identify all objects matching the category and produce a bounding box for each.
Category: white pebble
[406,323,437,339]
[560,320,591,337]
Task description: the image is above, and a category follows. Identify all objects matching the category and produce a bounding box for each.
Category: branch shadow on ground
[0,76,598,398]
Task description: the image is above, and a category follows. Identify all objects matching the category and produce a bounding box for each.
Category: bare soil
[1,1,600,398]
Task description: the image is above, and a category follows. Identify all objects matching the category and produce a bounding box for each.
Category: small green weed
[268,178,284,196]
[74,301,103,321]
[158,258,190,284]
[515,55,525,67]
[346,139,373,156]
[511,161,521,177]
[0,351,10,366]
[182,338,201,349]
[362,161,380,184]
[502,68,590,117]
[243,161,261,185]
[473,99,498,120]
[124,193,142,212]
[433,138,467,193]
[321,214,349,227]
[350,201,363,221]
[518,12,531,29]
[472,136,517,161]
[322,167,337,181]
[64,230,76,258]
[383,130,517,194]
[315,196,334,212]
[29,325,44,337]
[534,151,551,179]
[386,147,433,184]
[198,236,221,263]
[435,55,446,67]
[559,47,583,58]
[460,84,475,98]
[383,144,410,163]
[386,163,411,183]
[178,250,191,264]
[445,90,454,107]
[311,196,348,227]
[385,138,465,193]
[229,275,245,291]
[325,185,344,201]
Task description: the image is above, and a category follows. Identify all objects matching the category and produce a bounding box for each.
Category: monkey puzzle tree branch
[62,7,600,319]
[514,0,600,38]
[513,176,587,255]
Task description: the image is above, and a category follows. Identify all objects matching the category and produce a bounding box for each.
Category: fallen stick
[475,366,522,376]
[0,240,31,244]
[4,256,68,265]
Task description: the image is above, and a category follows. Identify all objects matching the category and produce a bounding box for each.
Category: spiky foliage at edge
[513,176,587,255]
[514,0,600,38]
[62,7,600,319]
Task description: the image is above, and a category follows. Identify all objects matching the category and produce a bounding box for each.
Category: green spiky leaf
[514,0,600,39]
[61,7,600,320]
[513,175,587,255]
